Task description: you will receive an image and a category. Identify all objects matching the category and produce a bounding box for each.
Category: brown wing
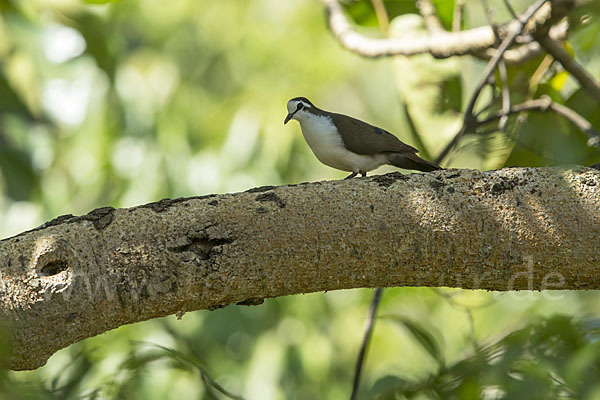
[330,113,418,155]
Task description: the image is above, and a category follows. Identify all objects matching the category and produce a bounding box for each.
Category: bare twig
[435,0,550,164]
[321,0,562,61]
[452,0,465,32]
[535,35,600,103]
[434,125,467,165]
[476,20,568,65]
[466,0,549,121]
[503,0,519,19]
[416,0,444,33]
[474,81,502,119]
[370,0,390,34]
[498,60,510,131]
[480,0,498,37]
[440,98,599,164]
[528,53,555,95]
[478,96,600,147]
[403,103,433,161]
[350,288,383,400]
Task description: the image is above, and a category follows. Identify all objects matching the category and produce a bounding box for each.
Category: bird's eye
[296,103,304,112]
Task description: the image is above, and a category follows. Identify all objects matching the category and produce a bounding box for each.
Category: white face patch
[286,100,312,121]
[286,100,298,114]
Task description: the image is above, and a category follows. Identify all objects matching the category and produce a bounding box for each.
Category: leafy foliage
[368,316,600,399]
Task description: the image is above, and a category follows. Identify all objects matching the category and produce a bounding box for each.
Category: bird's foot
[344,171,367,179]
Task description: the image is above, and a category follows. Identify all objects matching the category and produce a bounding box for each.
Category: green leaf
[367,375,410,399]
[566,88,600,132]
[436,75,462,114]
[502,102,599,167]
[387,316,444,366]
[69,12,117,81]
[0,146,37,201]
[0,71,34,120]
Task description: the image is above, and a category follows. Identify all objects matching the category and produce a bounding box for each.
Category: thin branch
[535,35,600,103]
[403,103,433,161]
[370,0,390,34]
[474,82,501,119]
[350,288,383,400]
[416,0,444,33]
[452,0,465,32]
[476,20,568,65]
[498,60,510,131]
[480,0,498,38]
[321,0,561,60]
[503,0,519,19]
[479,97,600,146]
[435,0,550,165]
[434,125,466,165]
[529,53,555,95]
[466,0,549,122]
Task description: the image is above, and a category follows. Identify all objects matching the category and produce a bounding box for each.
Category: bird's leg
[345,171,359,179]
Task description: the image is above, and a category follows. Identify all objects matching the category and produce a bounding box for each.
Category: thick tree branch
[322,0,574,63]
[1,167,600,371]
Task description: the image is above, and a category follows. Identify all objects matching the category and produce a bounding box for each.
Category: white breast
[298,114,388,173]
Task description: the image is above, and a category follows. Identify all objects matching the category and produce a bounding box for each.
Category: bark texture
[1,166,599,370]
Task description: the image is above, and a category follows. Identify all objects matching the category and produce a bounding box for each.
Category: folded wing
[330,113,418,155]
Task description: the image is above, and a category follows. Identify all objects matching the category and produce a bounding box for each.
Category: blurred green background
[1,0,600,398]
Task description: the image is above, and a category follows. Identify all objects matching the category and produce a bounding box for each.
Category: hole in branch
[39,260,68,276]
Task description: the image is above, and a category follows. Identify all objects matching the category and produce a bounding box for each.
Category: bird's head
[284,97,314,124]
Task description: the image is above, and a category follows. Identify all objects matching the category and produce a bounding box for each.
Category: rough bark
[1,166,599,371]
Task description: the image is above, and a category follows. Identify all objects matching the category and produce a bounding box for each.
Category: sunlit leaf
[549,71,569,92]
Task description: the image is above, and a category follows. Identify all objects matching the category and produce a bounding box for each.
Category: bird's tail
[388,152,441,172]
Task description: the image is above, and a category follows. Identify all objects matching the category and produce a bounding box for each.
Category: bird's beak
[284,113,293,125]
